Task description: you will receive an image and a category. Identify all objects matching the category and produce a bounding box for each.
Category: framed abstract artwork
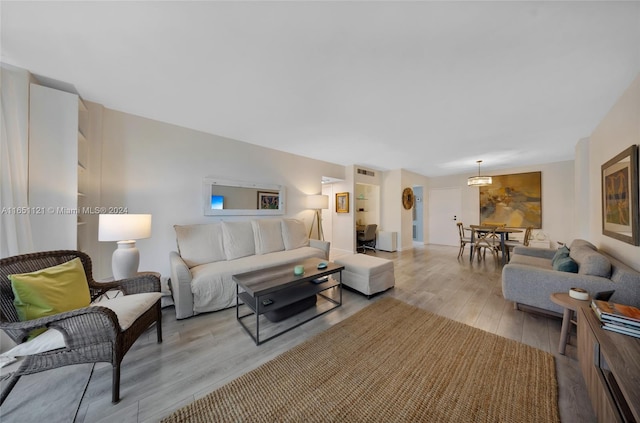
[336,192,349,213]
[479,171,542,228]
[601,145,639,245]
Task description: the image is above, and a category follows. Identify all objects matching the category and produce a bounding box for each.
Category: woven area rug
[162,298,559,423]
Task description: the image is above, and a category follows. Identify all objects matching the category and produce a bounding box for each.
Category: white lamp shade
[306,194,329,210]
[98,214,152,241]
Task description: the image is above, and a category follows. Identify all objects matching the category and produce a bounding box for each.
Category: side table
[550,292,590,355]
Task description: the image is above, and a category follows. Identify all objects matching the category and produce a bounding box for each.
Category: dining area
[457,222,533,265]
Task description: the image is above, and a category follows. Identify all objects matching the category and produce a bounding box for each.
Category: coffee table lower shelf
[236,278,342,345]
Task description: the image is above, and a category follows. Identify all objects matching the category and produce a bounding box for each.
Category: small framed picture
[257,191,280,210]
[336,192,349,213]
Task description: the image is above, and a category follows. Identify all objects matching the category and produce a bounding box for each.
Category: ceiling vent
[357,168,375,177]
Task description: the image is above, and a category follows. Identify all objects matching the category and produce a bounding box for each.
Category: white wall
[586,73,640,270]
[329,165,356,257]
[381,169,402,246]
[99,109,345,279]
[574,138,590,240]
[379,169,428,251]
[401,170,429,250]
[428,160,575,247]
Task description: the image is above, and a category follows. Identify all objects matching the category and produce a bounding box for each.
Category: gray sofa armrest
[310,239,330,260]
[502,264,616,314]
[169,251,195,319]
[512,246,556,260]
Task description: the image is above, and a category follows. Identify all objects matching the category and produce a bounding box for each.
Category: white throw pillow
[2,328,65,357]
[222,221,256,260]
[174,223,226,267]
[281,219,310,250]
[252,220,285,255]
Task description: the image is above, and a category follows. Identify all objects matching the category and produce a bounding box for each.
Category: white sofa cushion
[252,219,285,255]
[222,221,256,260]
[281,219,310,250]
[190,246,325,314]
[174,223,226,267]
[1,292,162,357]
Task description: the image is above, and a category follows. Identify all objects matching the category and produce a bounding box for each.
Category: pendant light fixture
[467,160,492,187]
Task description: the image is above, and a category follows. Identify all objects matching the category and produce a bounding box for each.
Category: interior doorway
[428,187,461,246]
[412,186,424,242]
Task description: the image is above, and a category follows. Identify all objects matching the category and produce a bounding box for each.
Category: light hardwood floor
[23,245,601,422]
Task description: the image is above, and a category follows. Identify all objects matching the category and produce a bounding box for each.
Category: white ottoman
[334,254,395,298]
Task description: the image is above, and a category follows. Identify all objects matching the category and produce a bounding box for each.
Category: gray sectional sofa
[502,239,640,315]
[169,219,330,319]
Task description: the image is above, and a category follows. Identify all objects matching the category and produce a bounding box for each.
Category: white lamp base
[112,240,140,280]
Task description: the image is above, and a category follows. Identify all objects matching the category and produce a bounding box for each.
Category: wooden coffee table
[233,258,344,345]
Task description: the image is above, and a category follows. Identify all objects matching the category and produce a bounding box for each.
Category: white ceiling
[2,1,639,177]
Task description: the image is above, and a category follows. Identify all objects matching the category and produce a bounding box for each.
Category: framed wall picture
[479,171,542,228]
[257,191,280,210]
[601,145,639,245]
[336,192,349,213]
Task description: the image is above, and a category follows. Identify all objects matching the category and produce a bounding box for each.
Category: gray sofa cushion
[570,239,597,251]
[508,253,553,269]
[570,246,611,277]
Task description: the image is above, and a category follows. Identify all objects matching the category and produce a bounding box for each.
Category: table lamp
[306,194,329,240]
[99,214,152,280]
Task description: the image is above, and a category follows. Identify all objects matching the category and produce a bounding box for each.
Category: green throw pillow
[551,246,570,266]
[553,256,578,273]
[9,258,91,336]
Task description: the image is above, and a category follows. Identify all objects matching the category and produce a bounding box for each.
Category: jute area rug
[162,298,559,423]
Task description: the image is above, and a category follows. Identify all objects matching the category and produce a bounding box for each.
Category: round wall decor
[402,187,414,210]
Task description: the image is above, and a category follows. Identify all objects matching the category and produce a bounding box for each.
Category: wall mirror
[203,178,286,216]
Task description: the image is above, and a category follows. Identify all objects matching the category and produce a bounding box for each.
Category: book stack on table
[591,299,640,339]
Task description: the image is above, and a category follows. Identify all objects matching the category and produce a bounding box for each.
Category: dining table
[467,225,523,265]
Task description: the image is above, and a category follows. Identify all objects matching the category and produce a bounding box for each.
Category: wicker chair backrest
[0,250,93,324]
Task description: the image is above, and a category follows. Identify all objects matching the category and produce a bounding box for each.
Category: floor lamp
[307,194,329,241]
[99,214,152,280]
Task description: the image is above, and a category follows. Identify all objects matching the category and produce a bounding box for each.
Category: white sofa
[169,219,330,319]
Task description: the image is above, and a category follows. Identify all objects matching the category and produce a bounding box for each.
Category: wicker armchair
[0,250,162,404]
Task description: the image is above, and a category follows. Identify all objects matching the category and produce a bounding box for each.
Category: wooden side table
[550,292,590,355]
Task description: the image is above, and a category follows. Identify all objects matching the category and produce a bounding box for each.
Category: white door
[428,187,461,246]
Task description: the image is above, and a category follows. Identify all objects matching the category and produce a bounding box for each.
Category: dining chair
[504,226,533,261]
[470,226,501,264]
[456,222,472,259]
